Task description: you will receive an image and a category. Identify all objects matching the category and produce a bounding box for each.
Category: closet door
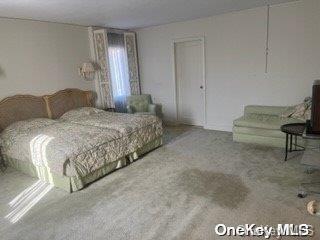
[124,32,141,95]
[175,39,205,126]
[93,29,114,108]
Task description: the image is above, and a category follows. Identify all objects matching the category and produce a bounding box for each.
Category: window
[107,32,130,112]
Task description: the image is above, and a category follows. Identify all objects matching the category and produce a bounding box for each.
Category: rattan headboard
[0,89,95,132]
[44,89,94,119]
[0,95,48,132]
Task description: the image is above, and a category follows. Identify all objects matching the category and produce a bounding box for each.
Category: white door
[175,39,204,126]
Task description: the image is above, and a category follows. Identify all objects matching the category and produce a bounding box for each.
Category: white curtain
[107,32,130,112]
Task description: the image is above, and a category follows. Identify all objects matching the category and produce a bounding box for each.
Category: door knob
[200,86,204,89]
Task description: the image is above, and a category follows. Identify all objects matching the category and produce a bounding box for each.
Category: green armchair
[126,94,162,118]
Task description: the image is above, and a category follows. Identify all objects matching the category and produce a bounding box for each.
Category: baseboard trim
[162,120,181,126]
[204,124,232,132]
[163,120,233,132]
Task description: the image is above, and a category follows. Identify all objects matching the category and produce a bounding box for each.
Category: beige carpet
[0,125,319,240]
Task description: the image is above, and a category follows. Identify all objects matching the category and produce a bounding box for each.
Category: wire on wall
[265,5,270,73]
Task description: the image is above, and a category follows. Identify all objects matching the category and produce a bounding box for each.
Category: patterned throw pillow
[281,97,312,120]
[304,109,311,120]
[280,107,295,118]
[291,103,307,120]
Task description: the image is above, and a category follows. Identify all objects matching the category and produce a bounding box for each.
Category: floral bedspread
[60,107,163,152]
[0,109,163,178]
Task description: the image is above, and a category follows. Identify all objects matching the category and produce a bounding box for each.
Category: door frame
[172,36,206,126]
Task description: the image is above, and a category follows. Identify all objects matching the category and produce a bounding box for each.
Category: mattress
[60,107,163,153]
[0,109,163,192]
[0,118,131,178]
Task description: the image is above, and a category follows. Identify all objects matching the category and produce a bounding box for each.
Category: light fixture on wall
[78,62,98,81]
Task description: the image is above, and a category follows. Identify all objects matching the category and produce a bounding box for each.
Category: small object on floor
[307,200,319,216]
[298,182,320,198]
[298,190,307,198]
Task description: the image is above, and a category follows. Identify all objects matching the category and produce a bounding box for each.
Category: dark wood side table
[281,123,306,161]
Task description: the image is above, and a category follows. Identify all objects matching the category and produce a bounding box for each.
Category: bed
[0,89,163,192]
[60,107,162,157]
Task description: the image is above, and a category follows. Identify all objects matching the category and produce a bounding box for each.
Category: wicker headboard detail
[0,89,95,132]
[0,95,48,132]
[44,89,94,119]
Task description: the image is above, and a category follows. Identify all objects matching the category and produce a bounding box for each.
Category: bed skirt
[3,137,162,192]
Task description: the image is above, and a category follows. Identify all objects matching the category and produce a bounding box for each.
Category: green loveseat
[233,105,305,148]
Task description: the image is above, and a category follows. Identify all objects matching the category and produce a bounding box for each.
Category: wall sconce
[78,62,98,81]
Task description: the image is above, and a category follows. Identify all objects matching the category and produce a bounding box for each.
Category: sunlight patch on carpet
[5,180,53,223]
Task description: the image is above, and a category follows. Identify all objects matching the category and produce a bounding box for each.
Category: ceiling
[0,0,298,29]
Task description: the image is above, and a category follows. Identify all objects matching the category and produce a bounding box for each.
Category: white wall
[137,0,320,131]
[0,18,93,99]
